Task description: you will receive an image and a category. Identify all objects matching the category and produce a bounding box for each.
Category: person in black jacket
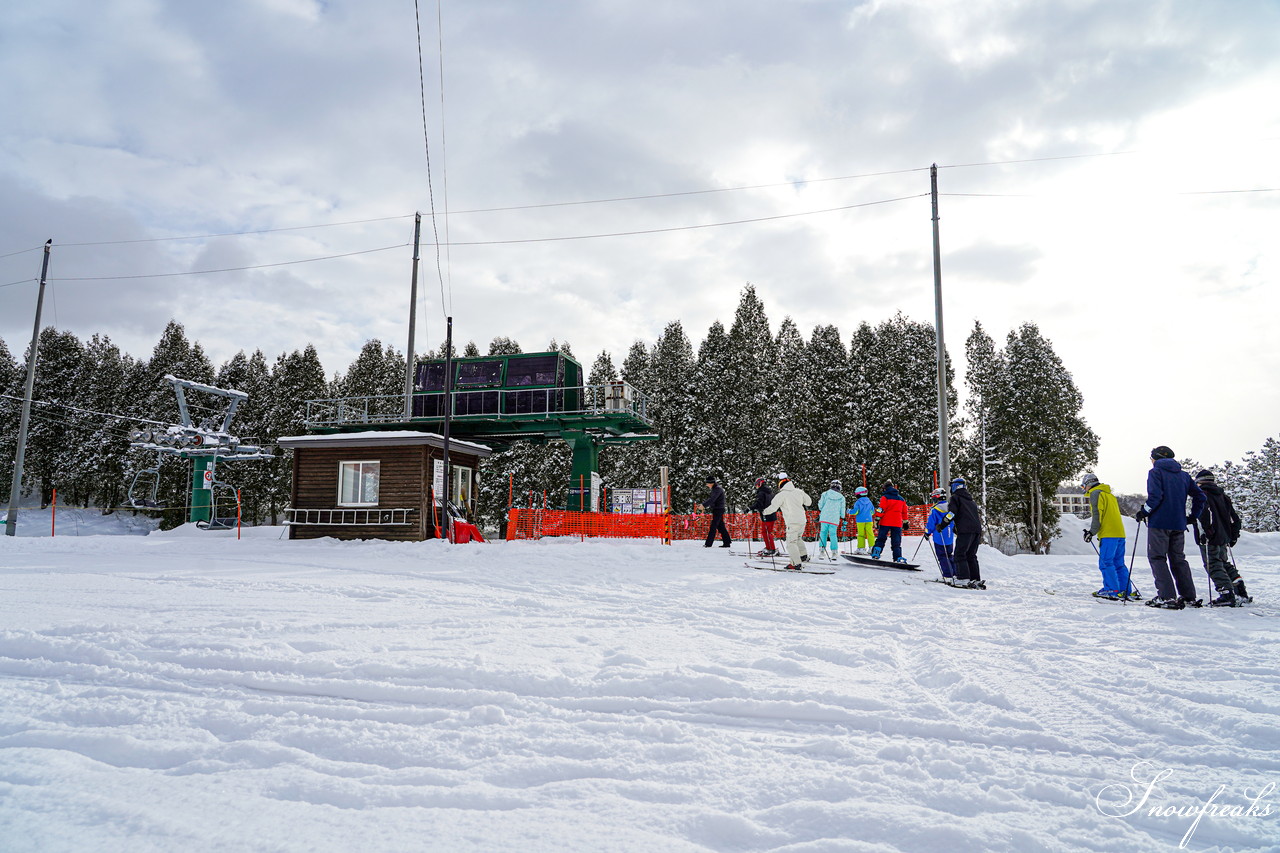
[702,476,732,548]
[748,476,779,556]
[1192,469,1250,606]
[948,476,985,589]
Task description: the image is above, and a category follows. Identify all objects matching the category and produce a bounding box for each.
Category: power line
[55,214,415,248]
[937,150,1138,170]
[435,0,453,314]
[414,0,449,318]
[0,393,169,427]
[0,245,43,260]
[1,278,35,289]
[422,193,929,246]
[45,243,409,283]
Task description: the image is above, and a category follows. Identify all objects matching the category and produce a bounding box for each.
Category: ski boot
[817,548,829,562]
[1093,589,1123,601]
[894,557,908,564]
[757,548,778,558]
[1209,588,1239,607]
[800,553,810,563]
[1181,597,1204,608]
[1145,597,1185,609]
[869,546,882,560]
[1121,589,1144,602]
[965,579,987,590]
[1234,580,1253,604]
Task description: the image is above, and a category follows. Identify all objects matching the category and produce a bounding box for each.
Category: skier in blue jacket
[925,488,956,579]
[816,480,846,561]
[1135,446,1206,609]
[850,486,875,554]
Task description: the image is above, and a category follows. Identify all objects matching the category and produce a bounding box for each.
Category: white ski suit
[763,481,813,566]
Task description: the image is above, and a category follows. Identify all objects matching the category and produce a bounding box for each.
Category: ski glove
[1082,530,1093,543]
[1135,509,1150,523]
[1186,515,1196,527]
[902,520,910,531]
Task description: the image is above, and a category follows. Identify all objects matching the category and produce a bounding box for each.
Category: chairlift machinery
[127,375,272,526]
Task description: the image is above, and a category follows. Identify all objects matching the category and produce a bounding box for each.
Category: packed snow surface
[2,521,1278,852]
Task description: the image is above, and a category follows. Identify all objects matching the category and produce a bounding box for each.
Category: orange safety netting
[506,505,933,542]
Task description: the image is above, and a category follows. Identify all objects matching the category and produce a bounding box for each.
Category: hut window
[338,461,380,506]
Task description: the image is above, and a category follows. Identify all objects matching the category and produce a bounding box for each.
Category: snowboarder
[850,486,875,554]
[1191,469,1248,606]
[702,476,732,548]
[949,476,985,589]
[1135,446,1205,609]
[1082,473,1129,600]
[816,480,846,561]
[870,481,909,563]
[748,476,779,557]
[925,488,956,579]
[762,473,812,569]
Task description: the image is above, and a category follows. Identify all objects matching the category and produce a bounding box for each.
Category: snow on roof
[276,430,492,455]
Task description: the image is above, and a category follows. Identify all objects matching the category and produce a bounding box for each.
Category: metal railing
[284,507,418,526]
[304,382,652,429]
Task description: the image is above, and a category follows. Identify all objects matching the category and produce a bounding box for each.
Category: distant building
[1053,485,1090,518]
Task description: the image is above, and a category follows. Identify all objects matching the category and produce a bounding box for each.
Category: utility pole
[440,316,453,542]
[5,240,53,537]
[930,165,952,493]
[403,213,422,420]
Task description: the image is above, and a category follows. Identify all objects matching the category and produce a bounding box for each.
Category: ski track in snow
[1,525,1278,852]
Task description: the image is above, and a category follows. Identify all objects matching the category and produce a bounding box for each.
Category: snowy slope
[1,531,1277,852]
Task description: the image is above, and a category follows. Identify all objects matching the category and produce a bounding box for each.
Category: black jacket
[950,486,982,534]
[749,484,778,522]
[1197,482,1241,546]
[704,483,727,514]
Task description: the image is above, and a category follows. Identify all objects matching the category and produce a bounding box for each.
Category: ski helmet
[754,476,766,488]
[854,486,868,496]
[777,472,790,484]
[950,476,966,490]
[1081,473,1099,490]
[830,479,842,491]
[931,488,947,501]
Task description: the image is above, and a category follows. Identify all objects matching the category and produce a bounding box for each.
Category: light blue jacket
[818,489,847,524]
[851,496,875,523]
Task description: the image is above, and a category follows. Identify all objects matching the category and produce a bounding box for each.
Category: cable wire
[0,393,171,427]
[414,0,449,318]
[45,243,409,282]
[55,214,415,247]
[0,245,43,260]
[435,0,453,314]
[1,278,35,289]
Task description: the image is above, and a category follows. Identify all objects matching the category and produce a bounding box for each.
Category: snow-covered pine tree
[265,346,328,524]
[846,321,878,490]
[1238,437,1280,532]
[335,340,405,420]
[957,321,1001,521]
[769,317,809,487]
[23,328,86,508]
[600,340,657,497]
[0,335,20,499]
[648,322,697,510]
[462,341,480,358]
[74,334,132,511]
[487,336,522,356]
[689,321,734,502]
[215,349,273,524]
[801,324,853,490]
[983,323,1098,553]
[723,285,776,502]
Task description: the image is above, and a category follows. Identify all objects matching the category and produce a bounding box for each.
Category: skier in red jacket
[870,481,910,563]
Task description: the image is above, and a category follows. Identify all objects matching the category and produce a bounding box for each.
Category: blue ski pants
[818,521,839,552]
[934,542,955,578]
[1097,536,1125,591]
[873,525,902,560]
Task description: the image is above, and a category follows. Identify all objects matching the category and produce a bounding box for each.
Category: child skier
[870,481,909,563]
[925,488,956,579]
[748,476,779,557]
[762,473,813,569]
[1081,473,1129,600]
[816,480,846,561]
[1192,469,1249,606]
[850,486,875,554]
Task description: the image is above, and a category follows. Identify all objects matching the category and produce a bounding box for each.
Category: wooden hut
[278,431,491,541]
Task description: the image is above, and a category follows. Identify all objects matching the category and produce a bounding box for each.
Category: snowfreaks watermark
[1095,760,1275,848]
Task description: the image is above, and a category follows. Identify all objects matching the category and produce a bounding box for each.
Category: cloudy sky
[1,0,1277,493]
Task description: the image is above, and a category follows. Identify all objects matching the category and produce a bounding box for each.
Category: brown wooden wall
[289,444,483,542]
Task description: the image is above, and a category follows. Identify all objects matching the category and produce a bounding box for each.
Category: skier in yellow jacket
[1082,473,1132,600]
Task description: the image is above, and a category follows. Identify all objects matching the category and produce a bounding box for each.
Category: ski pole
[1124,519,1142,598]
[910,530,927,562]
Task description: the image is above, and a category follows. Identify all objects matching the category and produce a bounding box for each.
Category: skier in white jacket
[762,473,813,568]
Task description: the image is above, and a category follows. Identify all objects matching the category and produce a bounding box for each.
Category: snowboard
[841,553,922,571]
[745,561,836,575]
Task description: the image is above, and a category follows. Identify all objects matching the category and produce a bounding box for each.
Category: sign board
[202,469,215,489]
[609,488,662,514]
[433,460,445,499]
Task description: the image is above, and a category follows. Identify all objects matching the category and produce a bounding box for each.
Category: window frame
[337,460,381,507]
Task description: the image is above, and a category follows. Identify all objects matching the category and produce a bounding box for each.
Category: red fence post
[51,488,56,537]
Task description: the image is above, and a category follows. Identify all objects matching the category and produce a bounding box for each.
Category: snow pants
[873,525,902,560]
[705,512,731,547]
[1097,536,1125,592]
[933,542,955,578]
[953,532,982,582]
[1146,527,1197,601]
[757,517,776,551]
[818,521,839,553]
[1198,542,1241,593]
[856,521,874,550]
[784,519,807,566]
